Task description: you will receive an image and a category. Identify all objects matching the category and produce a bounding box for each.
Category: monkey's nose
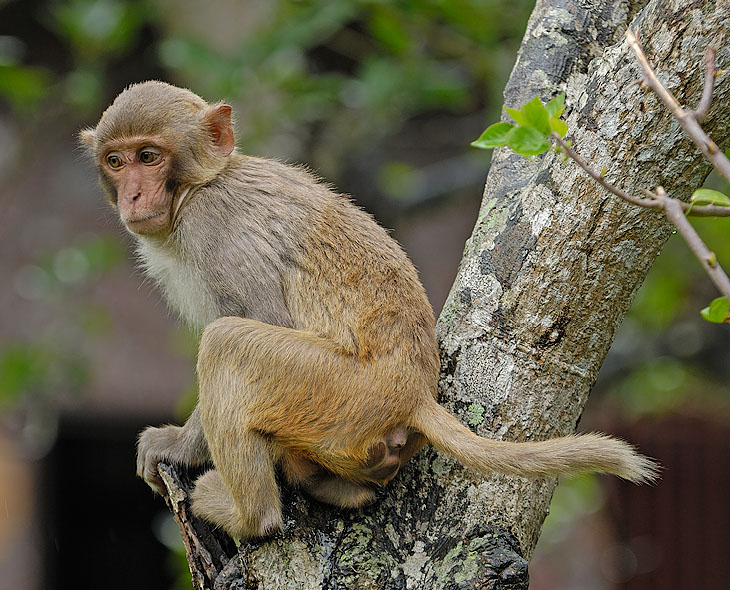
[131,191,142,201]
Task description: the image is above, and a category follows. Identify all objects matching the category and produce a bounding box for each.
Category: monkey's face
[82,81,237,236]
[100,139,176,236]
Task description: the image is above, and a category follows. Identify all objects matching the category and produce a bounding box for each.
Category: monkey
[80,81,658,540]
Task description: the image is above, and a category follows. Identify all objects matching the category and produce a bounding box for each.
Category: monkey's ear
[78,128,96,150]
[204,104,235,157]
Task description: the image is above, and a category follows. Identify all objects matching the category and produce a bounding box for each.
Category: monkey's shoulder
[221,156,334,202]
[208,155,400,255]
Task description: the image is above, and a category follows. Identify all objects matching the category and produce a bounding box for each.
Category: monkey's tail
[414,397,659,483]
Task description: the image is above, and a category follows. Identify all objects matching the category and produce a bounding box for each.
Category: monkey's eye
[106,153,124,169]
[139,149,161,165]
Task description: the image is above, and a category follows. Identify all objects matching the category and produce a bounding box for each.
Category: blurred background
[0,1,728,589]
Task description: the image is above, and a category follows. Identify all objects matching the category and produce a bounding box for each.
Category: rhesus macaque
[81,81,657,539]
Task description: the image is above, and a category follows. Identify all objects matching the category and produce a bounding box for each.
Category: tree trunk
[161,0,730,588]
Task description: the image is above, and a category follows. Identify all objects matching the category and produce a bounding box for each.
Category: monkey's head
[80,81,235,236]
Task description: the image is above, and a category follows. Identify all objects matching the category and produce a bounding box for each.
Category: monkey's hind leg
[190,431,283,539]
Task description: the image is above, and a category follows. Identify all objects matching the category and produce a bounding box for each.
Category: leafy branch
[472,30,730,324]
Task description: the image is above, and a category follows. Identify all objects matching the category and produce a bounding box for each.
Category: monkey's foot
[192,470,283,539]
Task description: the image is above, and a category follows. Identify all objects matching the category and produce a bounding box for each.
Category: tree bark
[161,0,730,587]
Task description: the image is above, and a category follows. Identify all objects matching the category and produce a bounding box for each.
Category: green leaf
[0,65,51,110]
[504,106,527,126]
[690,188,730,207]
[506,126,550,156]
[377,161,419,200]
[471,122,514,149]
[521,96,549,134]
[700,296,730,323]
[549,117,568,137]
[546,93,565,118]
[0,347,47,403]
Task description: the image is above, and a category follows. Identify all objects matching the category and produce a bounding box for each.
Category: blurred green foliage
[0,64,51,110]
[1,0,533,146]
[632,216,730,329]
[52,0,152,55]
[0,0,157,111]
[540,474,605,541]
[153,0,533,160]
[0,235,124,409]
[605,213,730,417]
[53,0,159,111]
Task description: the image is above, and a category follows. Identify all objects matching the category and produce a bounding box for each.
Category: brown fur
[82,81,658,539]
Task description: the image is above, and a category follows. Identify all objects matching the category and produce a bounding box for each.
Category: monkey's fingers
[137,454,167,495]
[135,445,165,493]
[136,425,179,495]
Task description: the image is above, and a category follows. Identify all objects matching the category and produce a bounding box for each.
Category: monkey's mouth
[126,212,168,233]
[127,212,166,223]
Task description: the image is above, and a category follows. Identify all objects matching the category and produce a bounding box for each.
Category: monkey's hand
[137,409,210,494]
[136,425,186,494]
[137,406,210,494]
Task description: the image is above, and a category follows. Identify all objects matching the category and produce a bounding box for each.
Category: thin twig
[694,47,717,123]
[552,133,662,209]
[658,188,730,300]
[626,29,730,185]
[551,133,730,217]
